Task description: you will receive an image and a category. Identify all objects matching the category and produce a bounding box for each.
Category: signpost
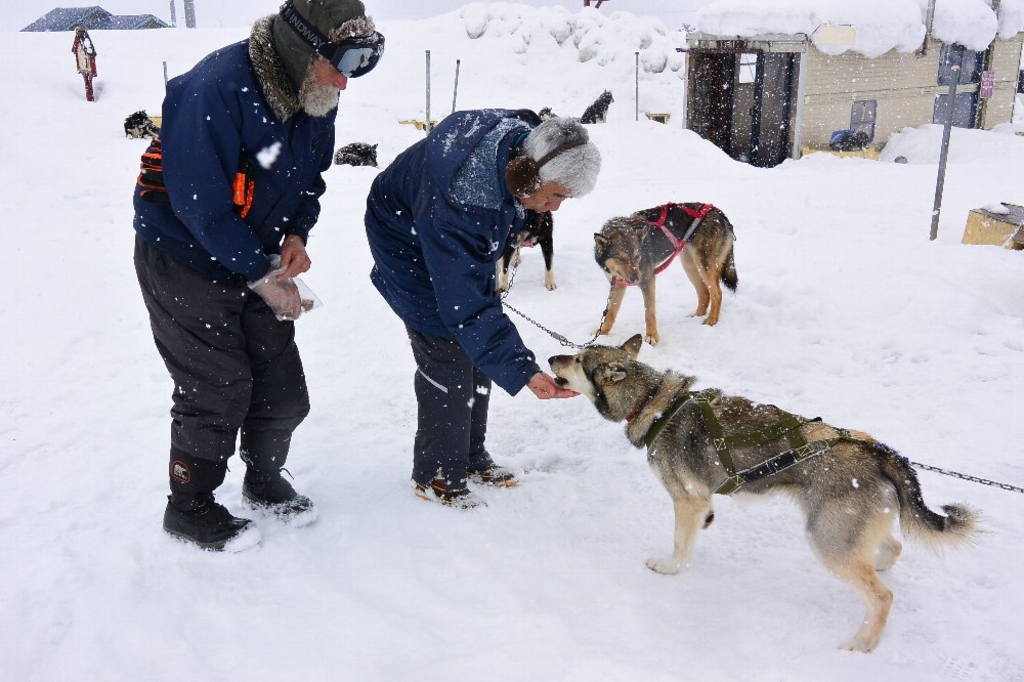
[930,65,959,240]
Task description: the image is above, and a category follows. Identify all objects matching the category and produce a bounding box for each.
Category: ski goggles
[317,33,384,78]
[279,0,385,79]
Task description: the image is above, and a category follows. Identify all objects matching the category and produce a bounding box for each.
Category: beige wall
[799,36,1024,149]
[980,37,1024,126]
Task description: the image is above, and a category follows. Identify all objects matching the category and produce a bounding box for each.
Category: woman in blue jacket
[133,0,384,550]
[365,112,602,508]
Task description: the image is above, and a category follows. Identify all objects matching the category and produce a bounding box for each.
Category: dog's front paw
[644,333,659,346]
[839,635,875,653]
[544,276,557,291]
[645,556,681,575]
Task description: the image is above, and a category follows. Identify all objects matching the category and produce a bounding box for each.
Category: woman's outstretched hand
[527,372,578,399]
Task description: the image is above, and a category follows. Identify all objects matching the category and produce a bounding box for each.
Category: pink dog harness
[612,202,715,285]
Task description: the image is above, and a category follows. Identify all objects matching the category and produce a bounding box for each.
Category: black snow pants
[134,237,310,492]
[406,326,492,488]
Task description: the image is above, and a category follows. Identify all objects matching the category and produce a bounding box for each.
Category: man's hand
[248,269,303,321]
[526,371,578,399]
[277,234,311,280]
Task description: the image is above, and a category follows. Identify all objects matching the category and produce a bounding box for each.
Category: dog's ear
[371,144,378,150]
[599,362,627,384]
[621,334,643,359]
[594,234,607,249]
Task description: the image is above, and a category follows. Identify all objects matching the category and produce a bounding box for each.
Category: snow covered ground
[2,5,1023,681]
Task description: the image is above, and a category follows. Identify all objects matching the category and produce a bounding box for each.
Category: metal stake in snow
[425,50,433,134]
[183,0,196,28]
[930,65,959,240]
[635,51,640,121]
[452,59,461,115]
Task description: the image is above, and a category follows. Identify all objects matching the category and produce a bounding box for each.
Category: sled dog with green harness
[548,334,977,653]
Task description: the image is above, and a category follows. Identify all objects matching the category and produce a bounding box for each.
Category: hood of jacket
[249,15,302,122]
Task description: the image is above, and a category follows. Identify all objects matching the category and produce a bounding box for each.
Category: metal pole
[635,51,640,121]
[183,0,196,28]
[169,0,177,27]
[452,59,461,115]
[425,50,432,134]
[930,65,959,241]
[163,61,169,89]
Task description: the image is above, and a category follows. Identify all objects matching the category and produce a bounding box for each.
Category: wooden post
[72,27,98,102]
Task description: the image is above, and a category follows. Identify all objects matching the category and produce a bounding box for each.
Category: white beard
[300,81,340,118]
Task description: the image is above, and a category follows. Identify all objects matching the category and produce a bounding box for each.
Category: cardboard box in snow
[962,203,1024,250]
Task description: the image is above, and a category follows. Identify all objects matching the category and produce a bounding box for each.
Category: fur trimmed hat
[506,117,602,199]
[271,0,370,89]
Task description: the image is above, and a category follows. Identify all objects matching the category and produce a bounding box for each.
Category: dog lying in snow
[124,110,160,140]
[333,142,378,167]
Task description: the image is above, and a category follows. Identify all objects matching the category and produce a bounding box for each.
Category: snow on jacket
[365,108,543,396]
[133,17,335,283]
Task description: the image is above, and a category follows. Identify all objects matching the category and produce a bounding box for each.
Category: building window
[850,99,877,141]
[933,92,978,128]
[738,53,757,84]
[938,43,982,86]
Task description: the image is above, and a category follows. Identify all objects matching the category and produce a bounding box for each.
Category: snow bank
[457,2,685,75]
[879,122,1024,163]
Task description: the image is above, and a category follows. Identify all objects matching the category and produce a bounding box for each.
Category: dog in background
[549,335,977,652]
[124,110,160,140]
[580,90,614,124]
[594,202,737,344]
[538,107,558,121]
[333,142,378,167]
[496,210,555,293]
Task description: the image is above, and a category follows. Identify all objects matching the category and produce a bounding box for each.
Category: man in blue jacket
[133,0,384,550]
[365,112,602,508]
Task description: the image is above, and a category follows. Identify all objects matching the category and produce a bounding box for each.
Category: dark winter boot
[467,452,519,487]
[242,468,318,526]
[163,448,260,551]
[239,429,316,525]
[164,492,261,552]
[413,474,485,509]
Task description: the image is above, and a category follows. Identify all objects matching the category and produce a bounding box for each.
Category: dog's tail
[721,244,738,292]
[874,443,977,548]
[718,212,738,292]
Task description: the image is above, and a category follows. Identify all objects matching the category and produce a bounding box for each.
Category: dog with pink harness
[593,202,738,344]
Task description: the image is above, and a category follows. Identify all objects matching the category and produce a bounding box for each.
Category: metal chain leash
[497,257,1024,494]
[498,256,612,349]
[910,461,1024,494]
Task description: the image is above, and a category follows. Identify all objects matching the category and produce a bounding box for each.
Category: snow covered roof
[695,0,1024,57]
[21,6,170,32]
[21,6,109,32]
[104,15,170,30]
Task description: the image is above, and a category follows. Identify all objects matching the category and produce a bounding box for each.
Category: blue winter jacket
[365,109,543,396]
[133,40,335,282]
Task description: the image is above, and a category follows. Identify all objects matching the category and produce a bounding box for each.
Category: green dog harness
[642,390,851,495]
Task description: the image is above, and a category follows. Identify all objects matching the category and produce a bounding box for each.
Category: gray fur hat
[271,0,370,88]
[507,117,602,198]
